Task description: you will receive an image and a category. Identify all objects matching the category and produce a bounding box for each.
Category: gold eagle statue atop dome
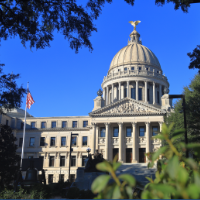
[129,20,141,30]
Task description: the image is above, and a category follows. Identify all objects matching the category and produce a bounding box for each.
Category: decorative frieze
[98,137,105,144]
[126,137,132,144]
[138,136,146,144]
[112,137,119,145]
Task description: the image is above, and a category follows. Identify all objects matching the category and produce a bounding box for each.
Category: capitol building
[0,23,171,184]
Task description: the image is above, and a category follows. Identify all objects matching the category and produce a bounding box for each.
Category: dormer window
[131,67,134,70]
[157,71,159,73]
[124,67,127,71]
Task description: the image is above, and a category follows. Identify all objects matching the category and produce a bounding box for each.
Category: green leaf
[186,143,200,149]
[187,184,200,199]
[141,190,152,199]
[152,146,168,162]
[113,162,121,172]
[112,185,121,199]
[193,171,200,186]
[145,176,153,183]
[125,185,133,199]
[150,184,177,194]
[177,167,188,185]
[166,155,179,179]
[184,158,198,170]
[152,134,165,140]
[118,174,136,187]
[91,174,111,194]
[96,160,113,173]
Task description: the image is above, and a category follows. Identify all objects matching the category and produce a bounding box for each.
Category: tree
[0,64,26,114]
[0,124,20,188]
[0,0,134,53]
[187,45,200,74]
[165,74,200,150]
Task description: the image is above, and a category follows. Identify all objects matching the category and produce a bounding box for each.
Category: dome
[109,30,161,72]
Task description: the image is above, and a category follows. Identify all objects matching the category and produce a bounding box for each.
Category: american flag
[26,92,35,109]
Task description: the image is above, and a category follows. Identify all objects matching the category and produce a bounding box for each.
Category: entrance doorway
[139,148,146,163]
[113,148,119,161]
[126,148,132,163]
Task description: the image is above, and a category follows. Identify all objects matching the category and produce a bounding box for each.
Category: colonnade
[92,122,163,163]
[103,80,164,105]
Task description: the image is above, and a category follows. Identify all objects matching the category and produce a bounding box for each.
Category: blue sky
[0,1,199,117]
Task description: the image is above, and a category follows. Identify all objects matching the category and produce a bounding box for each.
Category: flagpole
[20,82,29,169]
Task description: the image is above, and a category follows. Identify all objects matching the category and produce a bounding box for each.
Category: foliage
[0,186,47,199]
[91,155,138,199]
[0,0,134,52]
[187,45,200,74]
[142,123,200,199]
[66,187,80,199]
[165,74,200,153]
[0,124,20,188]
[79,189,96,199]
[0,65,26,114]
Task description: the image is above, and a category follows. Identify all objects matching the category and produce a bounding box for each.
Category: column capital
[131,122,136,127]
[153,81,155,85]
[104,122,110,126]
[118,122,123,126]
[91,122,96,127]
[145,122,150,126]
[159,121,163,125]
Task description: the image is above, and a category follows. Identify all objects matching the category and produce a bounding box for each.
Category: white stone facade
[0,26,170,184]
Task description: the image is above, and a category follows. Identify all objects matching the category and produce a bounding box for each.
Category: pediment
[89,98,166,117]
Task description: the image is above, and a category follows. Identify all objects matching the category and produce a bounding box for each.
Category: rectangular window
[124,88,127,98]
[49,156,55,167]
[19,138,23,147]
[39,156,44,166]
[72,121,77,128]
[82,156,87,166]
[146,68,149,71]
[60,156,65,167]
[29,137,35,147]
[139,67,141,71]
[31,122,36,129]
[51,121,56,128]
[113,127,119,137]
[6,120,8,126]
[100,127,105,137]
[131,67,134,71]
[59,174,64,182]
[71,156,76,167]
[71,137,77,146]
[83,121,88,127]
[62,121,67,128]
[40,137,45,146]
[139,127,145,136]
[152,127,158,136]
[157,91,160,104]
[126,127,132,137]
[48,174,53,184]
[147,88,150,101]
[82,136,87,146]
[50,137,56,146]
[41,122,46,129]
[61,137,66,146]
[131,88,136,99]
[69,174,75,183]
[138,88,142,100]
[124,67,127,71]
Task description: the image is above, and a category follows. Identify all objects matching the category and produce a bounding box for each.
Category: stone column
[159,84,162,105]
[92,123,96,154]
[145,81,148,103]
[146,122,150,154]
[103,88,105,101]
[105,123,110,160]
[118,122,123,162]
[153,82,156,105]
[132,122,137,163]
[96,126,99,151]
[119,82,121,100]
[106,86,109,105]
[112,84,114,103]
[136,81,138,101]
[159,122,163,133]
[127,81,130,98]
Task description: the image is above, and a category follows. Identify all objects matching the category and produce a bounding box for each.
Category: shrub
[79,189,96,199]
[66,187,80,199]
